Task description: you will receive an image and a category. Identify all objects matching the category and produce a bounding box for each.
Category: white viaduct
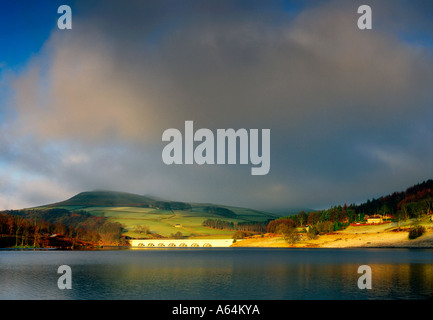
[129,239,236,248]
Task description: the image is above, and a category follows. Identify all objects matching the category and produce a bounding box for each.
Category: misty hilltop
[44,190,158,208]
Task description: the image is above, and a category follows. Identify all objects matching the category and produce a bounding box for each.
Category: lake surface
[1,248,432,300]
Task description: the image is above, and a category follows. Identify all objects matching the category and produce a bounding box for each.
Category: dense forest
[0,208,125,248]
[355,179,433,219]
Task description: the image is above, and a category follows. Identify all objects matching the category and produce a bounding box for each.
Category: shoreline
[231,226,433,249]
[3,225,433,250]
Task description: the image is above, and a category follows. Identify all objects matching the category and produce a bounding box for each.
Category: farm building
[367,215,383,224]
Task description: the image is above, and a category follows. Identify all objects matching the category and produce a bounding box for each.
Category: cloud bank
[1,0,432,210]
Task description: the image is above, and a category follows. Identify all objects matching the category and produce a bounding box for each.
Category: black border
[2,300,432,318]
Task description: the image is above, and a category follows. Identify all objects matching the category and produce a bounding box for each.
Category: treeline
[355,179,433,218]
[0,208,125,248]
[203,206,237,218]
[278,205,356,229]
[155,201,192,210]
[267,216,342,237]
[265,179,433,237]
[202,218,267,233]
[276,179,433,229]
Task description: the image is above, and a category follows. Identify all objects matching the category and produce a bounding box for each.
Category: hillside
[273,179,433,230]
[232,215,433,248]
[38,190,278,239]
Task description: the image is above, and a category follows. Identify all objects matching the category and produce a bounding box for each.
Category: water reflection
[0,248,432,300]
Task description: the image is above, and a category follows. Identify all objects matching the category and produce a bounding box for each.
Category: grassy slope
[41,191,278,238]
[63,205,276,238]
[233,216,433,248]
[93,207,271,238]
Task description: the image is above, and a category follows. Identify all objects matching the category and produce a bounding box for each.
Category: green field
[57,205,275,238]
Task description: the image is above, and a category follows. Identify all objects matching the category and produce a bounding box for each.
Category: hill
[38,190,278,239]
[45,190,157,208]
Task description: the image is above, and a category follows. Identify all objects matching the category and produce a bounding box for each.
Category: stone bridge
[129,239,235,248]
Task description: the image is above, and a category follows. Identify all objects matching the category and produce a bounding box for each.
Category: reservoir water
[1,248,432,300]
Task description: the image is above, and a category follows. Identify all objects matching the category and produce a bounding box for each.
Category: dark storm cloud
[2,0,432,209]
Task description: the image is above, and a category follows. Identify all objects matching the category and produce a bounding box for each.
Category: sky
[0,0,432,212]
